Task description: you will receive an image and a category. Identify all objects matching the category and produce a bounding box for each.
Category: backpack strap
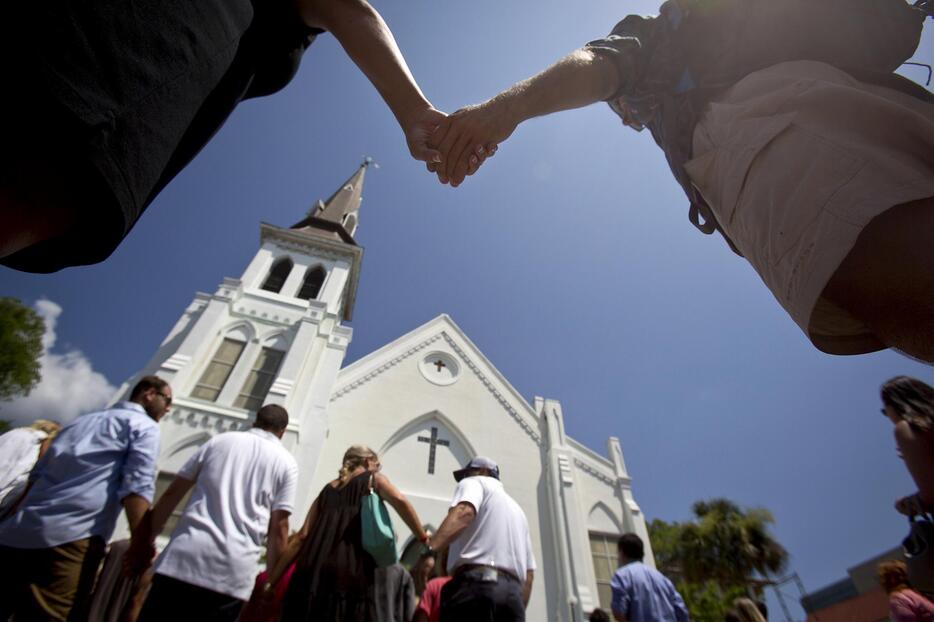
[688,195,743,256]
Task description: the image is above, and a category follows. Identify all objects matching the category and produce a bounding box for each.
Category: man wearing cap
[429,456,536,621]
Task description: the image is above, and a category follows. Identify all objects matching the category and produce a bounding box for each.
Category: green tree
[0,419,10,435]
[0,298,44,401]
[648,498,788,622]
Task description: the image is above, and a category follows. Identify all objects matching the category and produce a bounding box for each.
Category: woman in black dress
[1,0,472,272]
[256,445,429,620]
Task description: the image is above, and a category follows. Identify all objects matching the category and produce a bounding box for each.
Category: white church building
[122,161,654,620]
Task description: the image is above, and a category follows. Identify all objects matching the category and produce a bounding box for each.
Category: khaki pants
[0,537,106,621]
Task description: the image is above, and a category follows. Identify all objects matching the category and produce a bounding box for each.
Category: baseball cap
[453,456,500,482]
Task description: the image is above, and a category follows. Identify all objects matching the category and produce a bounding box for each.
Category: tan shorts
[685,60,934,355]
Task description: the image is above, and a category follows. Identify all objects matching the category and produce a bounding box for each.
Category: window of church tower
[261,257,293,293]
[234,347,285,411]
[296,265,326,301]
[191,338,246,402]
[590,532,618,610]
[342,213,357,236]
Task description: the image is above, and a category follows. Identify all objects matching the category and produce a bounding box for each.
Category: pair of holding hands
[406,99,518,188]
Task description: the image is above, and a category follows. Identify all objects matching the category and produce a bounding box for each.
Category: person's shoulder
[616,561,655,582]
[646,564,677,586]
[895,419,919,442]
[110,402,158,429]
[607,10,660,36]
[270,441,298,472]
[0,427,35,441]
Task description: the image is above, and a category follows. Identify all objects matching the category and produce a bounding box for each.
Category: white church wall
[318,260,350,316]
[587,501,624,534]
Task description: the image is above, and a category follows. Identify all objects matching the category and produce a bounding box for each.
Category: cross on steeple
[433,359,446,373]
[417,426,450,475]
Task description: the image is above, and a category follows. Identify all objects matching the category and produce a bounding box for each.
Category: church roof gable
[331,314,541,443]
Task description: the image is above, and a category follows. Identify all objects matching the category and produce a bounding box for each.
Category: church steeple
[290,157,374,243]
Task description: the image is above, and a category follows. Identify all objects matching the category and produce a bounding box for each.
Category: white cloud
[1,299,116,426]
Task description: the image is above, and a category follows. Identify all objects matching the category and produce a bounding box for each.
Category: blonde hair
[29,420,60,438]
[339,445,377,481]
[878,560,911,594]
[733,598,767,622]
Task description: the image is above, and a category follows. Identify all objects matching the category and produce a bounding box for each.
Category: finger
[437,118,465,183]
[429,116,452,150]
[451,140,480,186]
[445,126,475,186]
[412,142,443,165]
[465,153,480,176]
[466,145,488,176]
[447,132,474,187]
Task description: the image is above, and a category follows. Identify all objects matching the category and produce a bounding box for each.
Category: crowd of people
[0,375,540,621]
[1,373,934,621]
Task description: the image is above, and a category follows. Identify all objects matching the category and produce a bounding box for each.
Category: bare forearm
[522,570,534,607]
[494,49,619,128]
[149,477,194,536]
[266,516,290,571]
[267,535,302,587]
[299,0,430,127]
[434,48,619,185]
[122,494,150,532]
[388,497,428,541]
[431,504,475,551]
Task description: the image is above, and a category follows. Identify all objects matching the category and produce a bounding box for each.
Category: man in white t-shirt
[429,456,536,622]
[130,404,298,621]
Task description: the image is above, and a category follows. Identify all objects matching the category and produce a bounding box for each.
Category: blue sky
[1,1,932,617]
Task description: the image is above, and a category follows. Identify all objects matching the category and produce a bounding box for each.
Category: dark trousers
[0,537,106,622]
[439,569,525,622]
[138,574,244,622]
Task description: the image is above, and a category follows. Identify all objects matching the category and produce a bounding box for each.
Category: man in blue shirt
[0,375,170,621]
[610,534,689,622]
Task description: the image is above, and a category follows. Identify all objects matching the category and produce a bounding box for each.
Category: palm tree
[677,498,788,591]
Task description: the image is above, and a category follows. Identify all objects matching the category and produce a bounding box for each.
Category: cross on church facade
[417,426,450,475]
[433,359,446,372]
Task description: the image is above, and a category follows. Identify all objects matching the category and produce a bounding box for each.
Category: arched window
[234,347,286,411]
[343,213,357,236]
[297,265,326,301]
[191,338,246,402]
[590,532,618,610]
[261,257,293,293]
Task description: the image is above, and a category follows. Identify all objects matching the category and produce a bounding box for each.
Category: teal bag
[361,474,398,567]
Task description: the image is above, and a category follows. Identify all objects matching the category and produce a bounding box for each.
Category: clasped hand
[421,98,517,187]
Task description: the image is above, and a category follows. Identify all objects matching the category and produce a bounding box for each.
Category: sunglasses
[156,391,173,406]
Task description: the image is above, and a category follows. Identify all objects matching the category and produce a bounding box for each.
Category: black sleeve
[583,14,658,101]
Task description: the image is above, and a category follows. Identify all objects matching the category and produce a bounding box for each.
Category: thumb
[411,143,443,164]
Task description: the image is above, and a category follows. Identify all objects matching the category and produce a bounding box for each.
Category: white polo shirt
[446,476,536,582]
[154,428,298,600]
